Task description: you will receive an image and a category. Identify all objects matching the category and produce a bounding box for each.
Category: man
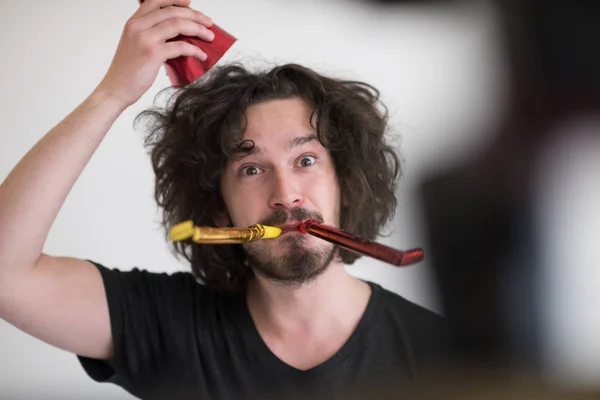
[0,0,445,398]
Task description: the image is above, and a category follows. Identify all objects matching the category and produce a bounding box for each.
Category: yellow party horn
[170,220,282,244]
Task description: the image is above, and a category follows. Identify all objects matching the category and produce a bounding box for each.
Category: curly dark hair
[137,63,401,292]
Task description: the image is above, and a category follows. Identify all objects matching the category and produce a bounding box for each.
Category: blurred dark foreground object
[286,368,600,399]
[359,0,600,396]
[419,0,600,367]
[346,373,600,399]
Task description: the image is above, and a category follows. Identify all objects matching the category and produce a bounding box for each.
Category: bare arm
[0,0,213,360]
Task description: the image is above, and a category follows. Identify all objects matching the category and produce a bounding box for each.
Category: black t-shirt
[78,261,447,399]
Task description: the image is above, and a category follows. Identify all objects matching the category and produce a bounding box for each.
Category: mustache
[259,208,324,227]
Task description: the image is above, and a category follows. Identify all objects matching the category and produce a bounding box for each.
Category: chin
[258,235,322,255]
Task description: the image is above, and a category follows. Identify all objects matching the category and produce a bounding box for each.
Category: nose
[269,170,303,209]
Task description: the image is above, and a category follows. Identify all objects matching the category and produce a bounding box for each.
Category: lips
[276,221,303,234]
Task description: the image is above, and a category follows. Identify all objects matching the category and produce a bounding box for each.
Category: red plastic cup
[137,1,237,87]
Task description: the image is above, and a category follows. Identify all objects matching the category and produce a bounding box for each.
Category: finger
[150,18,215,43]
[162,40,207,61]
[136,6,213,31]
[135,0,191,17]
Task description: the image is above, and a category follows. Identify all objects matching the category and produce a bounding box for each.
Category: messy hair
[138,63,401,292]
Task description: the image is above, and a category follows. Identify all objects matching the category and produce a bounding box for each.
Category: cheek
[305,172,341,215]
[221,175,244,223]
[222,179,269,225]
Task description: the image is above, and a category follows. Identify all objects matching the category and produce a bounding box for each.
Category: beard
[243,208,336,287]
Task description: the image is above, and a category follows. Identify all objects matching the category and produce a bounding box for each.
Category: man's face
[220,97,341,286]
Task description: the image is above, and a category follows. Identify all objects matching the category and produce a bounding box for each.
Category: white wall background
[0,0,524,398]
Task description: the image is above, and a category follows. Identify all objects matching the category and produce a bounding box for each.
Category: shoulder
[87,260,224,309]
[90,260,196,288]
[367,281,448,346]
[370,282,443,321]
[367,282,450,369]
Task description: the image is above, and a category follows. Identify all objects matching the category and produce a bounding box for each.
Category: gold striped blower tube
[169,220,282,244]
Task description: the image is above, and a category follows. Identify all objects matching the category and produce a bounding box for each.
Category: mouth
[276,221,304,234]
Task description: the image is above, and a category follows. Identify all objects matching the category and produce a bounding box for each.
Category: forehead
[243,97,315,145]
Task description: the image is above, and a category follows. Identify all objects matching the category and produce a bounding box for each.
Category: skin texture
[221,98,341,286]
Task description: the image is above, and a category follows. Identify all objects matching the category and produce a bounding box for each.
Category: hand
[95,0,214,108]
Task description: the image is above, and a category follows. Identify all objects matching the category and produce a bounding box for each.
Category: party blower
[170,220,424,267]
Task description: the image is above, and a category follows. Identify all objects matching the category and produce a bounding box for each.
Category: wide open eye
[296,155,316,168]
[240,165,264,176]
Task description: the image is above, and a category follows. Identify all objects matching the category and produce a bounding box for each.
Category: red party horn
[138,1,237,87]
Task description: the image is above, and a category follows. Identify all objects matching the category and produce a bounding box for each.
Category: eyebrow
[234,134,318,161]
[288,134,318,150]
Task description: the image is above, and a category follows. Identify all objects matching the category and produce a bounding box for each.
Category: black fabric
[78,261,447,399]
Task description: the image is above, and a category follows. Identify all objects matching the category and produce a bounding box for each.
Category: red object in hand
[165,24,236,87]
[137,0,237,87]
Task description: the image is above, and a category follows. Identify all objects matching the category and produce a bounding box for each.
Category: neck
[247,260,371,335]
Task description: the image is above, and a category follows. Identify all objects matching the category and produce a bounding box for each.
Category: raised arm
[0,0,213,359]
